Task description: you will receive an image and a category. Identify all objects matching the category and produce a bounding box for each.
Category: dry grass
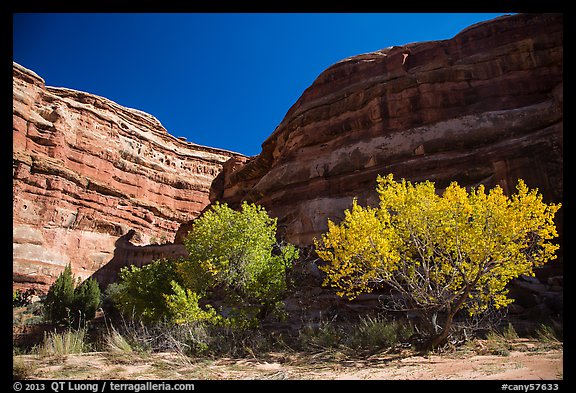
[104,328,133,354]
[13,338,562,380]
[35,329,89,359]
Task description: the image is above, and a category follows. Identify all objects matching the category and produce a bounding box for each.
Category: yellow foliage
[315,174,561,315]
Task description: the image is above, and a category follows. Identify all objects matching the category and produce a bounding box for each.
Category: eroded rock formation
[14,13,563,297]
[215,13,563,248]
[13,62,244,290]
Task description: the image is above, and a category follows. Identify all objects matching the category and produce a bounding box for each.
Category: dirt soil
[15,343,562,380]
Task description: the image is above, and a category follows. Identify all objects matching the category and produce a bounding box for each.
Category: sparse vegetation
[347,315,414,349]
[296,314,414,355]
[13,288,39,307]
[104,327,133,354]
[35,328,89,358]
[13,354,33,379]
[534,324,562,344]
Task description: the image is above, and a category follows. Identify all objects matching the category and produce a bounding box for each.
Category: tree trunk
[425,284,473,350]
[426,311,456,349]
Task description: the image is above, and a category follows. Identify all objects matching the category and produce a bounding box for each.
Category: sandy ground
[15,345,562,380]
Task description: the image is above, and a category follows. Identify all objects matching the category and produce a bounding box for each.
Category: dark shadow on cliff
[90,229,188,290]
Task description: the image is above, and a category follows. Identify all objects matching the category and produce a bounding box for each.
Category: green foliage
[316,174,561,347]
[109,202,299,329]
[43,265,101,326]
[178,201,299,323]
[108,259,180,323]
[73,278,101,322]
[13,288,39,307]
[164,281,222,325]
[44,265,76,325]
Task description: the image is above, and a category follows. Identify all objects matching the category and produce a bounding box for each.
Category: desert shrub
[298,319,343,350]
[35,328,89,358]
[316,174,561,349]
[534,324,561,343]
[13,354,33,379]
[43,265,76,325]
[104,327,133,354]
[101,318,279,358]
[485,330,513,356]
[13,301,44,327]
[13,289,39,308]
[43,265,101,326]
[297,315,414,352]
[107,258,181,323]
[501,323,520,341]
[347,315,414,349]
[72,278,101,322]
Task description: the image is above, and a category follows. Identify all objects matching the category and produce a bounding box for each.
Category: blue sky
[13,13,510,156]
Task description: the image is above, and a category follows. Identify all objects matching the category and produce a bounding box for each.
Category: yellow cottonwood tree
[315,174,561,348]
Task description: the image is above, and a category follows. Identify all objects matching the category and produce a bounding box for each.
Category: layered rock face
[216,13,563,247]
[13,62,243,290]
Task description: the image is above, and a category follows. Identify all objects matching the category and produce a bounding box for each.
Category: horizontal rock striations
[13,62,244,290]
[215,13,563,247]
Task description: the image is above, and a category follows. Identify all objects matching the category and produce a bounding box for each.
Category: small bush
[484,331,511,356]
[483,324,520,356]
[13,355,33,379]
[107,259,181,323]
[296,315,414,352]
[104,328,133,354]
[13,301,44,327]
[298,320,343,350]
[534,324,561,343]
[13,289,39,308]
[501,323,519,341]
[164,281,222,325]
[44,265,76,324]
[165,322,211,355]
[43,265,101,326]
[36,329,88,358]
[347,315,414,349]
[73,278,101,322]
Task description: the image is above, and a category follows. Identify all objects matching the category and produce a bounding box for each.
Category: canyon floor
[15,340,562,380]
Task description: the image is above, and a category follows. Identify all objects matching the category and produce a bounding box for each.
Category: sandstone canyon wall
[13,13,563,293]
[215,13,563,247]
[13,62,244,290]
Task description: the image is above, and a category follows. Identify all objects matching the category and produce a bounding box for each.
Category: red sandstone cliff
[13,13,563,293]
[215,13,563,246]
[13,62,244,290]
